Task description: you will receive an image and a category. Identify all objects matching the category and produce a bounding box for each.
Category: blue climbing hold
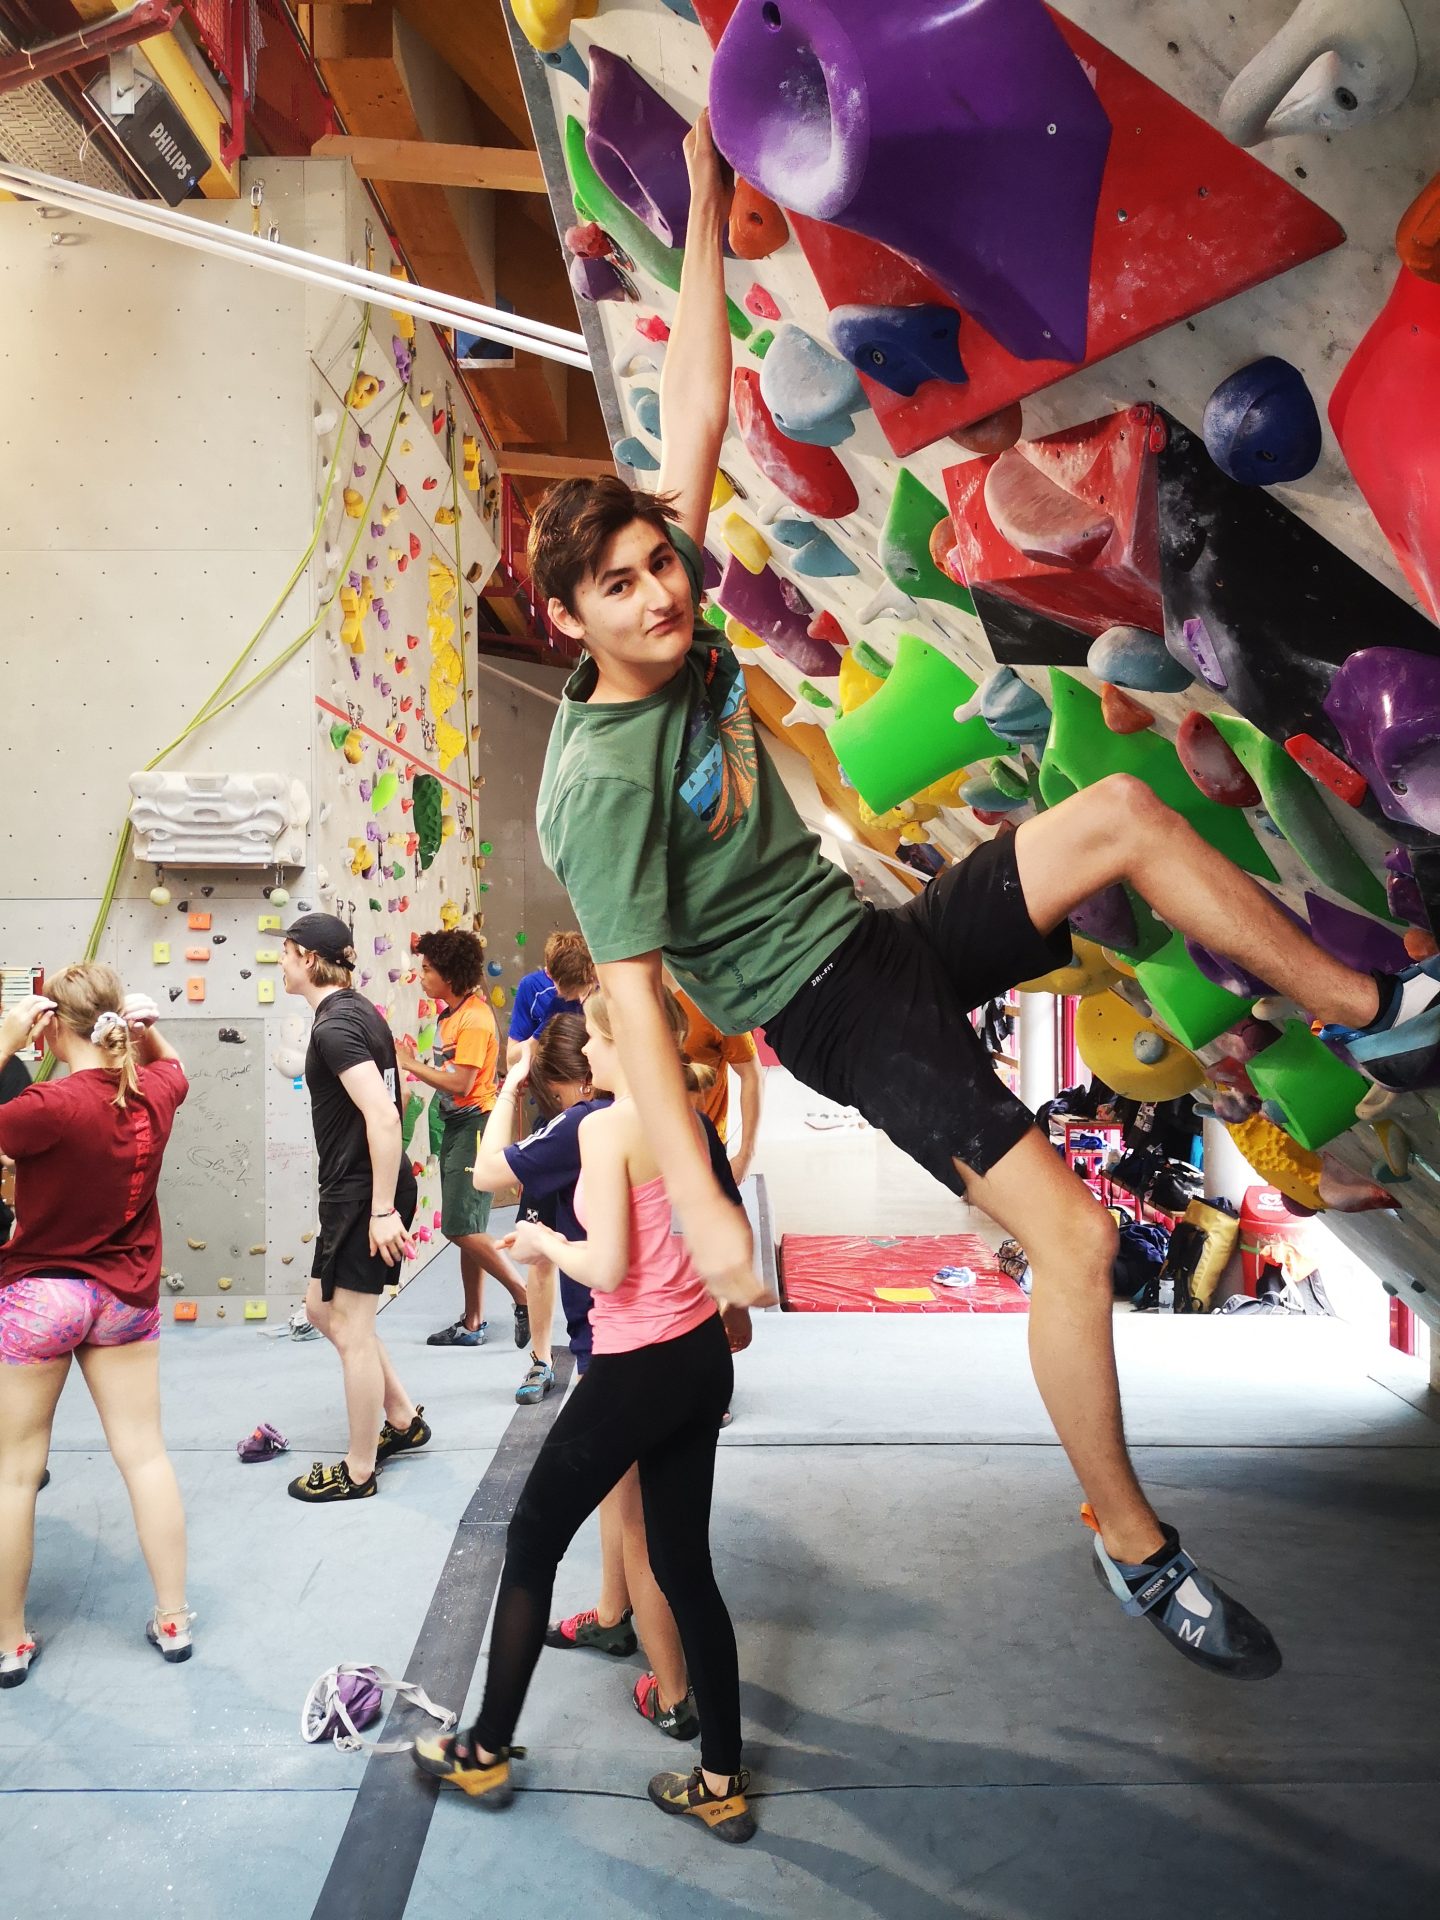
[981,667,1052,746]
[770,516,858,578]
[1202,356,1322,486]
[759,322,866,446]
[486,961,503,978]
[539,42,589,87]
[632,386,661,438]
[614,435,659,472]
[1088,625,1194,693]
[827,302,966,398]
[658,0,698,17]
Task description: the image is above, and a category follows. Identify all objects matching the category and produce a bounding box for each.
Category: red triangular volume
[691,1,1344,459]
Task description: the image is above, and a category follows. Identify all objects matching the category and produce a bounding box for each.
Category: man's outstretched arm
[597,952,768,1307]
[658,110,731,552]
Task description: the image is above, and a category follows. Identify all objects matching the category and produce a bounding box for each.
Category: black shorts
[764,833,1071,1186]
[312,1172,418,1301]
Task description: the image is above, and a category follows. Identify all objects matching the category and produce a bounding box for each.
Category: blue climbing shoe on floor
[1084,1507,1282,1681]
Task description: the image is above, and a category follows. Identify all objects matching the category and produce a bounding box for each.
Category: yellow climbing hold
[1017,934,1119,1001]
[512,0,597,55]
[1074,988,1204,1101]
[347,837,375,877]
[390,264,416,343]
[435,505,458,526]
[217,1276,233,1291]
[491,986,508,1008]
[463,434,482,491]
[1226,1113,1324,1210]
[342,487,365,519]
[342,729,364,766]
[721,513,771,574]
[839,649,886,716]
[187,1238,207,1251]
[435,717,467,772]
[418,389,433,409]
[710,469,736,512]
[346,373,380,410]
[724,615,764,650]
[440,900,462,932]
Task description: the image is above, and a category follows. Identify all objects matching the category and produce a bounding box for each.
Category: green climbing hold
[368,898,382,913]
[391,861,405,881]
[416,1020,438,1055]
[1246,1019,1368,1151]
[563,117,751,341]
[830,631,1004,814]
[329,721,351,750]
[879,469,974,614]
[986,757,1030,802]
[412,772,444,872]
[747,329,774,359]
[401,1091,424,1152]
[851,641,892,680]
[1208,713,1392,920]
[702,602,728,630]
[1132,929,1251,1051]
[480,840,493,855]
[797,680,835,708]
[1039,674,1276,882]
[371,771,400,814]
[516,931,527,946]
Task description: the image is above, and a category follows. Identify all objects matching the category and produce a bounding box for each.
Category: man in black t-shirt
[280,914,427,1504]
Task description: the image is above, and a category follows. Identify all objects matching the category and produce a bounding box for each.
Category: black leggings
[472,1313,741,1774]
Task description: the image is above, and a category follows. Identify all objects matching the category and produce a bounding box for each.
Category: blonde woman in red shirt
[0,966,192,1687]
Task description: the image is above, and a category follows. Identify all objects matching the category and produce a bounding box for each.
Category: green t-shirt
[536,527,862,1033]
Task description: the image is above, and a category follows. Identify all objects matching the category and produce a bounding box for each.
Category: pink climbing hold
[1177,711,1262,808]
[983,449,1115,567]
[733,367,859,520]
[636,313,671,342]
[564,220,611,259]
[745,284,781,321]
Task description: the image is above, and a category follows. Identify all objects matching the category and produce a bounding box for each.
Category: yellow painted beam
[71,0,240,198]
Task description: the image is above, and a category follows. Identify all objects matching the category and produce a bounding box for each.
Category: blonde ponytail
[43,962,140,1107]
[585,985,717,1097]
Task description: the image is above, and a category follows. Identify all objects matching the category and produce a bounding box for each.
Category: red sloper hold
[733,367,859,520]
[943,405,1162,639]
[692,2,1344,459]
[808,609,848,647]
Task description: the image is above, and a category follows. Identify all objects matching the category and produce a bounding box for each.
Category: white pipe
[0,163,591,368]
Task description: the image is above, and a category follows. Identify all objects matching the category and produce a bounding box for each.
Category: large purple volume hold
[715,555,840,676]
[707,0,1112,363]
[1324,646,1440,836]
[585,48,695,249]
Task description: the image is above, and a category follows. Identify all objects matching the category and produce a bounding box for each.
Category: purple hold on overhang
[585,49,695,250]
[707,0,1111,363]
[1323,646,1440,834]
[715,554,840,676]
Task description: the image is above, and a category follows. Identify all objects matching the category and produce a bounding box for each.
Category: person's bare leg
[614,1464,689,1707]
[458,1244,485,1331]
[597,1482,632,1626]
[957,1128,1163,1565]
[77,1342,188,1622]
[1014,774,1381,1028]
[525,1261,556,1367]
[376,1338,416,1430]
[456,1232,526,1311]
[324,1288,387,1481]
[0,1356,68,1647]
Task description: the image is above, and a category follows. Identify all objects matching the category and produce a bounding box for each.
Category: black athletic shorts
[312,1170,418,1301]
[764,833,1071,1187]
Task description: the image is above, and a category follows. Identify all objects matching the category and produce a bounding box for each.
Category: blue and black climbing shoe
[1324,965,1440,1092]
[1084,1508,1282,1681]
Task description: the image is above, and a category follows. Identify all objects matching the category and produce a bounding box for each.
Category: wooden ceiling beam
[311,134,546,191]
[394,0,536,148]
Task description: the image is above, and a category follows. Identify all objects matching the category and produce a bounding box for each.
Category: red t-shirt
[0,1060,189,1309]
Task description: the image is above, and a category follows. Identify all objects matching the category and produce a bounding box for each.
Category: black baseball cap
[284,912,357,968]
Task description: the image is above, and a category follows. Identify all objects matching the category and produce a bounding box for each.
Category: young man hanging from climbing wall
[529,112,1438,1685]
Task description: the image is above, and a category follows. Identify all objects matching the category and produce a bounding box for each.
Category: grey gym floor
[3,1241,1438,1920]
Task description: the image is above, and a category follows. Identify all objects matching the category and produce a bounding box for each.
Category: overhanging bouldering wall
[506,0,1440,1339]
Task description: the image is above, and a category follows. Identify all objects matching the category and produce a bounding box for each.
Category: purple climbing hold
[585,48,694,250]
[1185,937,1274,1000]
[1202,357,1321,486]
[1303,892,1411,975]
[1323,646,1440,834]
[701,545,723,592]
[1178,615,1228,690]
[715,553,841,676]
[707,0,1111,362]
[1069,883,1137,951]
[827,303,966,397]
[568,252,631,303]
[1383,847,1427,929]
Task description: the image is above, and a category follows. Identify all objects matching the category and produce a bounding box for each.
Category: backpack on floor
[302,1664,456,1755]
[1111,1220,1170,1299]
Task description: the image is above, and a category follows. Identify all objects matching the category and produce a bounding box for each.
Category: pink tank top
[574,1169,717,1356]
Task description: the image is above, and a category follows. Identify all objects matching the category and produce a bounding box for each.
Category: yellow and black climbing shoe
[377,1406,432,1463]
[287,1459,377,1503]
[648,1766,756,1844]
[412,1732,525,1804]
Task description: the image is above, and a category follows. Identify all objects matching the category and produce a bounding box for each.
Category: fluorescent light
[821,809,854,843]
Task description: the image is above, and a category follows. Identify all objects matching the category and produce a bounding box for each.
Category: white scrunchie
[90,1010,127,1044]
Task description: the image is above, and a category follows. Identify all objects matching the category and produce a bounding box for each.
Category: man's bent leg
[1013,775,1380,1029]
[954,1126,1163,1564]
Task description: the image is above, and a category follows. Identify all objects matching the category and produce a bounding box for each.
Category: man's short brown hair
[527,475,681,616]
[543,929,595,997]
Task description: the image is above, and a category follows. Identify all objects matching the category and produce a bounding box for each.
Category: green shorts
[439,1108,494,1241]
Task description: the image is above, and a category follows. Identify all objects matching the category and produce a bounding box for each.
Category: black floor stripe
[310,1351,574,1920]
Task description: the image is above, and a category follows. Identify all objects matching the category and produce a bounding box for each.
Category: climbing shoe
[633,1672,700,1741]
[515,1358,554,1405]
[1325,965,1440,1092]
[146,1607,196,1664]
[412,1732,525,1804]
[648,1765,756,1844]
[513,1303,530,1349]
[377,1406,432,1463]
[427,1318,487,1347]
[287,1459,378,1503]
[0,1637,38,1689]
[1084,1508,1282,1681]
[543,1606,637,1656]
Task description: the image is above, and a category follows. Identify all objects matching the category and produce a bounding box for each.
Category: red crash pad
[692,3,1343,457]
[779,1233,1029,1314]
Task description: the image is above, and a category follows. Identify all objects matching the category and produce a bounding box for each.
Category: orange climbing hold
[1100,684,1153,733]
[951,403,1024,457]
[728,178,789,260]
[1397,171,1440,283]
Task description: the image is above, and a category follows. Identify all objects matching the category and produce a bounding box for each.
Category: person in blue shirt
[506,930,596,1070]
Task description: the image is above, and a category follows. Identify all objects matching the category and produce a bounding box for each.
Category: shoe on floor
[513,1303,530,1350]
[146,1607,196,1664]
[412,1731,524,1803]
[648,1765,756,1844]
[287,1459,378,1503]
[427,1319,487,1347]
[377,1406,432,1463]
[633,1671,700,1741]
[515,1358,554,1406]
[1085,1509,1282,1681]
[543,1606,637,1656]
[0,1637,38,1689]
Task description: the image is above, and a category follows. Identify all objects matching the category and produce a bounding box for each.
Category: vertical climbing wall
[508,0,1440,1329]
